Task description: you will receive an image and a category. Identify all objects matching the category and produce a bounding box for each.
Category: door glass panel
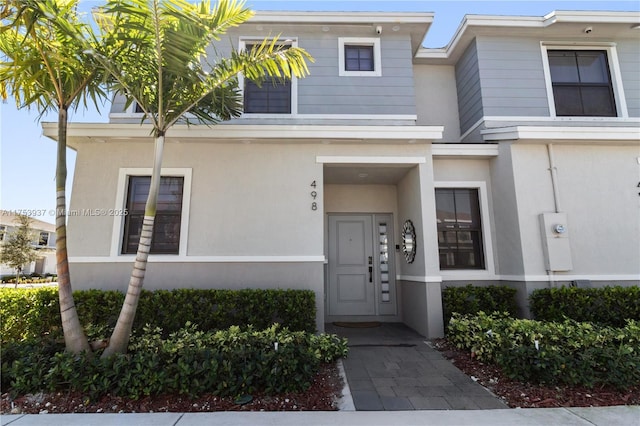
[378,221,390,303]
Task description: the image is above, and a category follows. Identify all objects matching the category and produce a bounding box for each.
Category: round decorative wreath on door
[402,219,416,263]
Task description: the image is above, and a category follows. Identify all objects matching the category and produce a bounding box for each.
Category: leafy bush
[442,284,518,326]
[0,288,317,343]
[447,312,640,389]
[530,286,640,327]
[4,324,349,400]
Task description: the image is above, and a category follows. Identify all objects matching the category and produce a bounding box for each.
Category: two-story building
[0,211,57,276]
[42,10,640,338]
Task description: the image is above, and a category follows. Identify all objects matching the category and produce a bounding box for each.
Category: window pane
[435,188,484,270]
[244,77,291,114]
[344,45,374,71]
[548,50,615,117]
[581,87,616,116]
[553,86,584,116]
[122,176,183,254]
[577,52,609,83]
[549,52,579,83]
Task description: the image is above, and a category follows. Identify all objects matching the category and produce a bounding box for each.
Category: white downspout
[546,143,560,287]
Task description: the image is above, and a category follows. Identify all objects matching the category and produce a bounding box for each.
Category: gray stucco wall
[455,39,483,135]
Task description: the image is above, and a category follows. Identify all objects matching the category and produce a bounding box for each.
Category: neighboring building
[0,211,57,276]
[42,10,640,338]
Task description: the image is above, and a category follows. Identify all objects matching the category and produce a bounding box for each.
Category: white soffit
[432,144,499,157]
[482,126,640,142]
[41,123,444,143]
[415,10,640,64]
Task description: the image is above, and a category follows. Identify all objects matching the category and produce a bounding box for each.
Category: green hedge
[442,284,518,326]
[3,324,349,399]
[447,312,640,389]
[0,288,317,343]
[530,286,640,327]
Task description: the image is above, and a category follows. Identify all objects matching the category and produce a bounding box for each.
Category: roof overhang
[482,126,640,144]
[415,10,640,65]
[250,11,434,55]
[41,123,444,148]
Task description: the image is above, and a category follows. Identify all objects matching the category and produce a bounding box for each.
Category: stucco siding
[414,65,461,142]
[510,143,640,278]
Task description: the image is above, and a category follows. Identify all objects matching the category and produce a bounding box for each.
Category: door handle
[368,266,373,283]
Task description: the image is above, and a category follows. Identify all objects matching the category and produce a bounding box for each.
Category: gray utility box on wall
[539,212,573,272]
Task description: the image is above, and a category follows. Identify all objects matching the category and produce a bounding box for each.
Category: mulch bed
[432,338,640,408]
[0,363,343,414]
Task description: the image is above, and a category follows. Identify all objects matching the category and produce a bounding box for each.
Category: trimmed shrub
[0,288,317,343]
[4,324,349,400]
[447,312,640,390]
[530,286,640,327]
[442,284,518,326]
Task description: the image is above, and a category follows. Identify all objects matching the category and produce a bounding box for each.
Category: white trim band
[316,156,426,164]
[69,255,327,263]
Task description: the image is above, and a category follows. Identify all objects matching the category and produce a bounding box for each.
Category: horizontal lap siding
[617,39,640,117]
[455,39,483,134]
[298,36,416,115]
[476,37,549,117]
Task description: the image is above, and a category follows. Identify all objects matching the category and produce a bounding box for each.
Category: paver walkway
[326,322,508,411]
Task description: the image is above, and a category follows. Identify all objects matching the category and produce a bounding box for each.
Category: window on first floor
[547,49,616,117]
[122,176,184,254]
[435,188,485,270]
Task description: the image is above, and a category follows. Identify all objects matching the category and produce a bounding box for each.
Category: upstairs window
[546,49,616,117]
[345,45,374,71]
[436,188,485,270]
[38,232,49,247]
[122,176,184,255]
[339,38,381,77]
[241,41,294,114]
[244,76,292,114]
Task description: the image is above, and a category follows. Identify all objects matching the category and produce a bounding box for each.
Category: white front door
[328,213,398,317]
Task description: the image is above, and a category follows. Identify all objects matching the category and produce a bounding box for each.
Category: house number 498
[311,181,319,211]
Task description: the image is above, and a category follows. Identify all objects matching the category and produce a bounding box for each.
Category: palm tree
[92,0,313,357]
[0,0,108,354]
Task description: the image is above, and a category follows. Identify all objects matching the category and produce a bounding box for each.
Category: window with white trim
[435,188,485,270]
[239,39,297,114]
[121,176,184,254]
[338,37,381,77]
[542,44,627,118]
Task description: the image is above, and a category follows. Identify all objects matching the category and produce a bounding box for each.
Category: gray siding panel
[455,39,483,133]
[297,36,416,115]
[476,36,550,117]
[617,39,640,118]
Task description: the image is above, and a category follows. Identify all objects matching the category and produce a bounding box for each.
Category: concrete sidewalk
[2,406,639,426]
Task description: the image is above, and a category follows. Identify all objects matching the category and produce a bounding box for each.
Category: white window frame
[540,42,629,119]
[238,37,298,117]
[434,181,496,279]
[338,37,382,77]
[111,168,192,257]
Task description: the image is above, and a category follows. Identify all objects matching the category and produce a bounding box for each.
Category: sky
[1,0,639,224]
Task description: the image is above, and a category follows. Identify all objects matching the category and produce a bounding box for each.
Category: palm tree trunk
[102,134,165,357]
[56,107,91,354]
